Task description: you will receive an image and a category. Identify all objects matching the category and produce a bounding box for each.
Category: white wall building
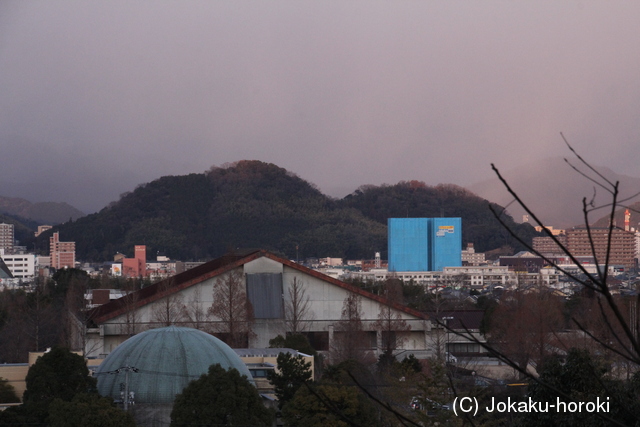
[82,250,485,361]
[347,265,560,288]
[0,253,35,279]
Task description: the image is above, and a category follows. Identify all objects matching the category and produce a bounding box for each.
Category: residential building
[499,251,546,273]
[236,348,315,394]
[319,257,343,267]
[461,243,486,266]
[34,225,52,237]
[49,232,75,269]
[533,226,565,236]
[347,264,560,288]
[0,223,14,254]
[532,234,567,256]
[566,227,636,269]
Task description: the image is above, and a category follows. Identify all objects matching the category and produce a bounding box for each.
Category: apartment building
[566,227,636,269]
[461,243,486,266]
[532,234,568,255]
[49,232,76,269]
[0,223,14,254]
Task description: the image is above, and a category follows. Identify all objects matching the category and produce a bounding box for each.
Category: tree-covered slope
[37,162,536,262]
[338,181,537,253]
[41,161,386,261]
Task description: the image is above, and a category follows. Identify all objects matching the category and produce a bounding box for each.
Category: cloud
[1,1,639,213]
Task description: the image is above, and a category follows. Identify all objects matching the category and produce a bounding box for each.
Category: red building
[123,245,147,278]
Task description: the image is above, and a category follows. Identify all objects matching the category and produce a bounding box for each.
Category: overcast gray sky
[2,1,639,213]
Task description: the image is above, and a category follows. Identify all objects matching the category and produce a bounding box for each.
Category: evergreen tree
[267,352,313,410]
[170,363,273,426]
[23,347,97,405]
[48,393,136,427]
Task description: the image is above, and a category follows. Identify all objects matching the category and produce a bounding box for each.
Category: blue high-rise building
[388,218,430,272]
[430,217,462,271]
[388,217,462,272]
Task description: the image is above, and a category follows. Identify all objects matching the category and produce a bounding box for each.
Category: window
[448,342,481,354]
[249,369,272,378]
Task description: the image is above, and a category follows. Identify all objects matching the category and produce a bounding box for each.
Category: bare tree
[181,286,209,330]
[374,280,411,358]
[284,277,313,334]
[483,136,640,367]
[62,273,100,355]
[488,285,564,372]
[119,280,140,337]
[0,290,34,362]
[24,277,60,353]
[208,270,254,348]
[438,137,640,426]
[151,278,186,327]
[427,276,455,361]
[331,292,373,365]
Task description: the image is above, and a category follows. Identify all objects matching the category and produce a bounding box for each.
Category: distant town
[1,211,639,425]
[1,210,638,294]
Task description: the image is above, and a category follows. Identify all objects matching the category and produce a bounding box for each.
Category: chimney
[625,209,630,232]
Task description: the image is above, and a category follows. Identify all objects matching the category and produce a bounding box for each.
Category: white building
[0,253,35,279]
[347,265,560,289]
[461,243,486,266]
[82,250,485,361]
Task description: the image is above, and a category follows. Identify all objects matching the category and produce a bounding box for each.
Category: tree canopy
[521,348,640,427]
[282,383,381,427]
[23,347,97,404]
[269,333,317,356]
[0,377,19,403]
[170,363,274,427]
[267,352,313,410]
[48,393,136,427]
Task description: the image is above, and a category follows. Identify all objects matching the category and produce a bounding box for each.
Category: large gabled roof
[89,249,430,325]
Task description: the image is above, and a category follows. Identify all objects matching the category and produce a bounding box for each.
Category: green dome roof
[96,326,253,404]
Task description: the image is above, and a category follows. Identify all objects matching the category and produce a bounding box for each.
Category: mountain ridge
[0,196,85,225]
[33,160,536,262]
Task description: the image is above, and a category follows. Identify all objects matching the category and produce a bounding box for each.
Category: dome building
[96,326,253,425]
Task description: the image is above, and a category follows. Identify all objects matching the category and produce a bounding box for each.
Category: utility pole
[442,316,454,363]
[111,366,139,410]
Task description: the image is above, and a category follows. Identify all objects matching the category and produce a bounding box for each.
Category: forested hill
[339,181,537,253]
[35,161,536,261]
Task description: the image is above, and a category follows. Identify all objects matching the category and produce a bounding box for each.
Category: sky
[2,1,640,214]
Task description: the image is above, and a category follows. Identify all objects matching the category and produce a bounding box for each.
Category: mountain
[38,161,386,261]
[338,181,537,253]
[467,157,640,229]
[0,196,85,225]
[37,161,536,262]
